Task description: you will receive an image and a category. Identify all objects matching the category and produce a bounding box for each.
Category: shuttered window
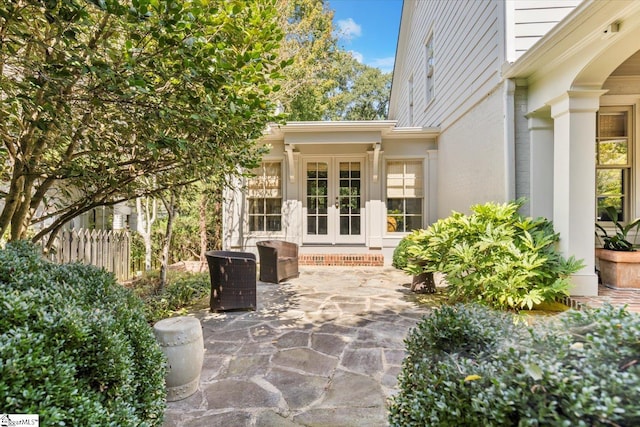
[248,162,282,232]
[386,160,423,232]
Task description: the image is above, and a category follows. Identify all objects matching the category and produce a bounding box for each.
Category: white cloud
[350,51,364,63]
[367,56,395,73]
[336,18,362,41]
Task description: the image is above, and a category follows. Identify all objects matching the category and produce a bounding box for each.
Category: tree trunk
[213,186,223,250]
[199,192,208,261]
[135,197,157,271]
[159,191,177,292]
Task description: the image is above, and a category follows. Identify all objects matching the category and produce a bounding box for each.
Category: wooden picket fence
[51,229,131,282]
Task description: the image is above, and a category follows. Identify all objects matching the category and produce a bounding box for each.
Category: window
[248,162,282,232]
[425,34,434,104]
[596,106,633,222]
[386,160,423,232]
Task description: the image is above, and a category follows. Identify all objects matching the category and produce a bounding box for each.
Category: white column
[528,114,554,219]
[284,152,303,245]
[427,149,439,225]
[367,149,384,249]
[549,90,606,296]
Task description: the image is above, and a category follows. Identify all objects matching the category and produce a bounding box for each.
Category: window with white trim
[386,160,423,232]
[248,162,282,232]
[596,106,633,222]
[425,34,434,104]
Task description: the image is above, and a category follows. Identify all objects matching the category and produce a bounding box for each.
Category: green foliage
[132,271,210,324]
[595,206,640,251]
[389,304,640,427]
[407,200,583,310]
[325,51,392,120]
[392,232,420,270]
[275,0,338,121]
[0,241,166,426]
[0,0,286,243]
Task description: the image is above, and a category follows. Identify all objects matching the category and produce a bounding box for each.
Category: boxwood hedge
[389,304,640,426]
[0,241,166,426]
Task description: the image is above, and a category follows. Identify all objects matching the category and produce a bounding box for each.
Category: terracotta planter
[596,248,640,289]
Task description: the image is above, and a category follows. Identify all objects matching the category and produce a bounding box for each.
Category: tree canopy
[325,51,392,121]
[271,0,392,121]
[0,0,287,245]
[274,0,338,121]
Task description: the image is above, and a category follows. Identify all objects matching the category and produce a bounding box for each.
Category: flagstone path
[163,267,427,427]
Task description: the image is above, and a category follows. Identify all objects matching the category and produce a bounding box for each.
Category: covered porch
[222,121,439,265]
[505,0,640,295]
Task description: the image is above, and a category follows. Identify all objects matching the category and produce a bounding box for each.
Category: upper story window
[248,162,282,232]
[596,106,633,223]
[386,160,423,233]
[425,34,434,105]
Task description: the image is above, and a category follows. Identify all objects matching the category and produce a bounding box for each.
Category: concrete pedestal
[153,316,204,401]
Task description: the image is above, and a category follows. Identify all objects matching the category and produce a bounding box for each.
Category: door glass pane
[339,162,361,236]
[318,216,328,234]
[308,218,316,234]
[307,162,329,235]
[318,163,328,179]
[340,216,349,235]
[351,216,360,235]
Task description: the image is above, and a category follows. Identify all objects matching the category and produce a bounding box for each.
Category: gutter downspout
[504,79,516,201]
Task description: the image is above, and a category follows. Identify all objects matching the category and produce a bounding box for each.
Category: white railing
[51,229,131,282]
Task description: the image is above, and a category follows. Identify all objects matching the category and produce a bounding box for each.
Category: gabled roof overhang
[502,0,640,114]
[262,120,439,183]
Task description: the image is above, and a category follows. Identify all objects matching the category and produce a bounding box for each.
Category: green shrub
[406,200,582,310]
[389,304,640,427]
[0,241,166,426]
[392,232,420,270]
[139,271,210,323]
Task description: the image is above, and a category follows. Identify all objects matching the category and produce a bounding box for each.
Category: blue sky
[328,0,403,74]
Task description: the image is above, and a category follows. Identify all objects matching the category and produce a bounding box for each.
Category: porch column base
[568,272,599,296]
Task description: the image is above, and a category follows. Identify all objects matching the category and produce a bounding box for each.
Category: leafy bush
[389,304,640,426]
[595,205,640,251]
[0,241,166,426]
[392,232,420,270]
[406,200,582,310]
[134,271,210,323]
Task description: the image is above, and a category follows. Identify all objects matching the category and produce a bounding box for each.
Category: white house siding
[391,0,514,216]
[509,0,582,60]
[391,0,504,130]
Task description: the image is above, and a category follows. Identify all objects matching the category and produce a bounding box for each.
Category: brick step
[299,253,384,267]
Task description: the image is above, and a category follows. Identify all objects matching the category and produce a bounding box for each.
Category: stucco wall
[437,88,508,217]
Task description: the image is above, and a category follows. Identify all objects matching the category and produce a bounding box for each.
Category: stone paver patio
[162,266,640,426]
[163,267,426,427]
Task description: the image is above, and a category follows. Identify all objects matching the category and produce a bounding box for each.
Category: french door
[303,157,365,244]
